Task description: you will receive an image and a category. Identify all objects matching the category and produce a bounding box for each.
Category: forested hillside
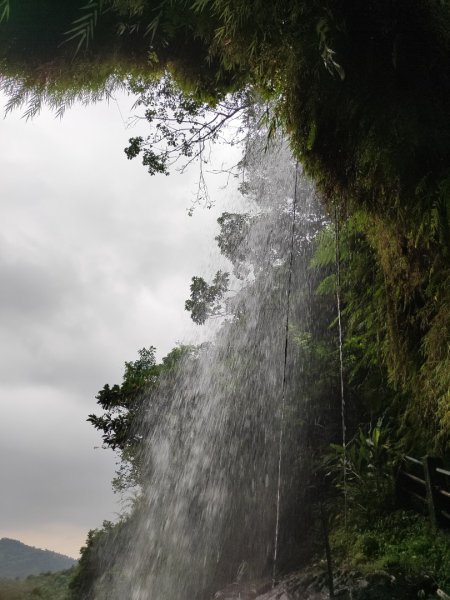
[0,539,76,579]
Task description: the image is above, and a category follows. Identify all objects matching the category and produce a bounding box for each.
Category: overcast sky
[0,92,240,558]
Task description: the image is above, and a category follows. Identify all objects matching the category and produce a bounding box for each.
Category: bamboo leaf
[63,0,104,54]
[0,0,10,23]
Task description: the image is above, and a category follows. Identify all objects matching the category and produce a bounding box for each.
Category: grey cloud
[0,93,239,556]
[0,386,117,532]
[0,241,78,319]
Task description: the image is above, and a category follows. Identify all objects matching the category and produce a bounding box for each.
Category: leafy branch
[124,74,251,178]
[185,271,230,325]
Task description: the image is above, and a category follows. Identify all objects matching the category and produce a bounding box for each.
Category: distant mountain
[0,538,77,579]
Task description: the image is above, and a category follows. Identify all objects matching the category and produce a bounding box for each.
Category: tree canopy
[88,344,193,491]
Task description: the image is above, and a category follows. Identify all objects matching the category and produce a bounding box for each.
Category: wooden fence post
[424,456,445,528]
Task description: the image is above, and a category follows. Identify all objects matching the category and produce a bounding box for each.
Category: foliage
[2,0,450,215]
[330,511,450,591]
[0,0,9,23]
[63,0,108,56]
[1,6,450,432]
[0,569,74,600]
[88,345,193,490]
[185,271,229,324]
[0,0,236,115]
[125,75,250,176]
[68,523,116,600]
[215,212,250,278]
[310,210,450,453]
[88,346,159,452]
[323,420,398,525]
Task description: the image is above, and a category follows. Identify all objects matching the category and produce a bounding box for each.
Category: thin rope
[334,205,347,534]
[272,161,299,586]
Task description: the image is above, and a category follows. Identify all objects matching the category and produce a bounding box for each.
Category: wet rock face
[214,581,272,600]
[213,568,439,600]
[213,572,329,600]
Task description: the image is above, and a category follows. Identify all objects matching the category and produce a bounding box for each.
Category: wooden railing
[397,455,450,529]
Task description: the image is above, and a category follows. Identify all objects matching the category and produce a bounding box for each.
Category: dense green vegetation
[88,344,194,492]
[330,511,450,590]
[0,569,74,600]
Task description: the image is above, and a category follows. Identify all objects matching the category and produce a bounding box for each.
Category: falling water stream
[334,206,348,565]
[93,133,324,600]
[272,161,299,586]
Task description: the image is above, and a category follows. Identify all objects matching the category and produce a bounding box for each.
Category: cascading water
[91,130,325,600]
[272,161,299,586]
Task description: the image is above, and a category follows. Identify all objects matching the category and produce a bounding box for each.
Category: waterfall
[92,132,324,600]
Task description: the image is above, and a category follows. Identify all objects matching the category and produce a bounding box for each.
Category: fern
[310,225,335,268]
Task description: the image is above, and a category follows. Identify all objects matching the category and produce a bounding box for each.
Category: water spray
[272,161,299,586]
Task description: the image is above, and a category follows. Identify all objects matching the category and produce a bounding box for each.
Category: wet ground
[213,566,445,599]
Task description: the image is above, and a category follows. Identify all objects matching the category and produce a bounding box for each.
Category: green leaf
[0,0,10,23]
